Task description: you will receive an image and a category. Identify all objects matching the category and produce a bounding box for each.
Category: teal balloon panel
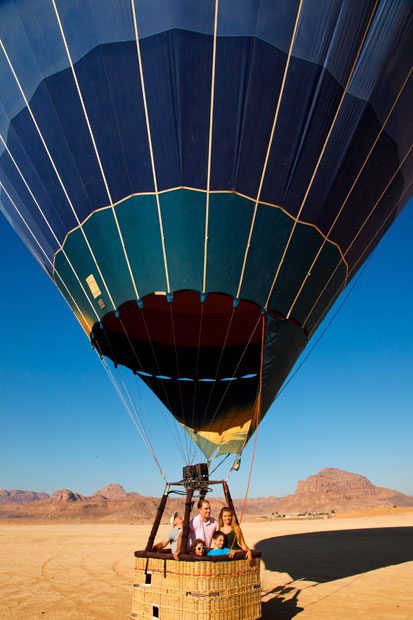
[1,0,412,458]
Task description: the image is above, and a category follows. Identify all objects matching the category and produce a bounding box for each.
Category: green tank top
[226,529,242,550]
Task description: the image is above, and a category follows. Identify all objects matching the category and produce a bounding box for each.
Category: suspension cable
[204,313,262,447]
[275,252,374,403]
[233,313,266,532]
[96,325,166,471]
[199,306,237,444]
[168,303,189,458]
[303,144,412,331]
[202,0,219,295]
[235,0,303,300]
[97,352,166,481]
[286,66,412,320]
[264,1,379,310]
[347,182,412,281]
[139,308,190,461]
[190,302,205,464]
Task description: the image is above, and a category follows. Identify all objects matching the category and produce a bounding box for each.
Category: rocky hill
[275,468,413,514]
[93,483,142,501]
[0,470,411,522]
[0,489,49,504]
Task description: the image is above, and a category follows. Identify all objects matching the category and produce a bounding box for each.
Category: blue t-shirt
[207,547,231,556]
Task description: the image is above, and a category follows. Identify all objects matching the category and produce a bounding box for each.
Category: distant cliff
[0,470,412,521]
[0,489,49,504]
[275,468,413,514]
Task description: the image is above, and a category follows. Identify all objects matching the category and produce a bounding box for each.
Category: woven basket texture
[131,556,261,620]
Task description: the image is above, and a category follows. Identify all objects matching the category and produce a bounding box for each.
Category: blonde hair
[218,506,235,530]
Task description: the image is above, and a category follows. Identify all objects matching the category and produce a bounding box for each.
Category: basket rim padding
[134,549,262,562]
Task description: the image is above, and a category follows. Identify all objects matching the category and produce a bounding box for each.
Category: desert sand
[1,510,412,619]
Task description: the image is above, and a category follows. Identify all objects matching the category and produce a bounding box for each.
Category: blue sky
[1,200,412,500]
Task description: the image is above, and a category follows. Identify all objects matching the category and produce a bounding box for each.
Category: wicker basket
[131,551,261,620]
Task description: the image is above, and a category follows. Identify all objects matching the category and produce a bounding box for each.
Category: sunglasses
[196,546,206,550]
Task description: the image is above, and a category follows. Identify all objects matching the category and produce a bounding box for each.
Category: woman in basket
[218,507,253,563]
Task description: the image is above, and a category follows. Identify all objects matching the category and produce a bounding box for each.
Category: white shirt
[188,513,218,549]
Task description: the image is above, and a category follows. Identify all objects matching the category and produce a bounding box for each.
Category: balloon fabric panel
[0,0,412,460]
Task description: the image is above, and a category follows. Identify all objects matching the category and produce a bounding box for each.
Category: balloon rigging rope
[120,312,189,463]
[132,374,155,447]
[94,332,169,479]
[96,325,172,477]
[223,188,411,481]
[2,0,409,483]
[208,453,231,476]
[97,352,166,482]
[235,0,303,301]
[115,318,159,451]
[235,313,266,530]
[93,170,411,482]
[130,0,171,295]
[202,0,219,295]
[117,365,155,448]
[263,1,379,312]
[227,249,380,506]
[0,134,99,326]
[0,38,121,315]
[2,156,179,471]
[191,0,219,463]
[347,182,412,281]
[140,312,191,463]
[51,0,144,308]
[0,180,92,332]
[308,181,413,338]
[285,66,413,321]
[303,143,413,332]
[198,307,237,447]
[120,314,187,462]
[190,302,205,464]
[168,303,189,458]
[273,250,376,405]
[95,342,160,468]
[152,394,189,465]
[204,312,263,454]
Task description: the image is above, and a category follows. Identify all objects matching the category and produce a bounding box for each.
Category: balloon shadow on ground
[256,526,413,619]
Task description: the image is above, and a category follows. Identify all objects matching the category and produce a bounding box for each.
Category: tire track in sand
[111,556,133,582]
[80,553,130,591]
[41,554,115,619]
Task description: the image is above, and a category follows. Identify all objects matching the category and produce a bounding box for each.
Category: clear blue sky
[1,200,412,500]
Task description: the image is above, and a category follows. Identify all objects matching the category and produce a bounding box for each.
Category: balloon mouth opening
[90,289,265,375]
[89,290,306,435]
[90,289,305,376]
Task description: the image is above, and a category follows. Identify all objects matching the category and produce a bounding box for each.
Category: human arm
[235,526,253,563]
[173,532,182,561]
[152,538,169,551]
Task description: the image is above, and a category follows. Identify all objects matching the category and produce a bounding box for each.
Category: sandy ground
[1,511,412,619]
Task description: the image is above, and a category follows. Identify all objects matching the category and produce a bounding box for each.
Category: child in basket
[207,531,235,557]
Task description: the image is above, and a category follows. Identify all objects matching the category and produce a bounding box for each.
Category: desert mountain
[0,489,49,504]
[93,483,142,501]
[0,470,411,522]
[275,468,413,514]
[50,490,86,503]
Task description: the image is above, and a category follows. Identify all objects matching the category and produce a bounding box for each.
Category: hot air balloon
[1,0,412,618]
